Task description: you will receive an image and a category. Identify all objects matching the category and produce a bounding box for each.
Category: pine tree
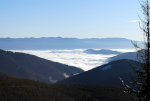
[120,0,150,101]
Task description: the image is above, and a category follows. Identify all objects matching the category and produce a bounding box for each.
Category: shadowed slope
[0,74,134,101]
[60,59,139,87]
[0,49,83,83]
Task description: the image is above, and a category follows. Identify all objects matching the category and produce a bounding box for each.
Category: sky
[0,0,144,41]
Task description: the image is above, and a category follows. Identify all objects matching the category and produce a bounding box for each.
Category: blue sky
[0,0,143,40]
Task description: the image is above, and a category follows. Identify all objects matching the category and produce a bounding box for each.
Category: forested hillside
[0,74,134,101]
[0,49,83,83]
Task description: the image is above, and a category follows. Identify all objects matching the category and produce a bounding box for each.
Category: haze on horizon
[0,0,143,41]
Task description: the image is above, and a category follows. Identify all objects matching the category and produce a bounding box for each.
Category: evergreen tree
[120,0,150,101]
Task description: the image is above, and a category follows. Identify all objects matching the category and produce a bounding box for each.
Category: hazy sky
[0,0,143,40]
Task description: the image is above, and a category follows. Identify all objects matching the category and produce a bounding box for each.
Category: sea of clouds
[11,49,134,71]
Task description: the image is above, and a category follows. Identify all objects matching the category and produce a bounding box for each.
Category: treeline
[0,75,134,101]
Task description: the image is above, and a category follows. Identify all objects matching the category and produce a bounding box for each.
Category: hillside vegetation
[60,59,139,87]
[0,74,134,101]
[0,49,83,83]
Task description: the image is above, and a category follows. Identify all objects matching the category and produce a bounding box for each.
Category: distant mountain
[0,37,134,49]
[84,49,121,55]
[59,59,140,87]
[107,52,137,62]
[0,49,83,83]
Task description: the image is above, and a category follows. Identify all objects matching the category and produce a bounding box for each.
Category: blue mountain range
[0,37,134,49]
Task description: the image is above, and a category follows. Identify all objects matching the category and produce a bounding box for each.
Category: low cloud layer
[11,49,134,71]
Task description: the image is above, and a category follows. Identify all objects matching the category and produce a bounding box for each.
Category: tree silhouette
[120,0,150,101]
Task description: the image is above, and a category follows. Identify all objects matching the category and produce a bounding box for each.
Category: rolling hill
[84,49,121,54]
[0,49,83,83]
[107,52,137,62]
[59,59,140,87]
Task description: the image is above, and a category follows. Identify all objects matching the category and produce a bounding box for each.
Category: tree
[120,0,150,101]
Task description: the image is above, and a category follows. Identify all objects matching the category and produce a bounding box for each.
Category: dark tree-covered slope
[0,74,134,101]
[0,49,83,83]
[60,59,139,87]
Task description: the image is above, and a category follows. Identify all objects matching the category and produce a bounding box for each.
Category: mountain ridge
[0,37,134,49]
[59,59,140,87]
[0,49,83,83]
